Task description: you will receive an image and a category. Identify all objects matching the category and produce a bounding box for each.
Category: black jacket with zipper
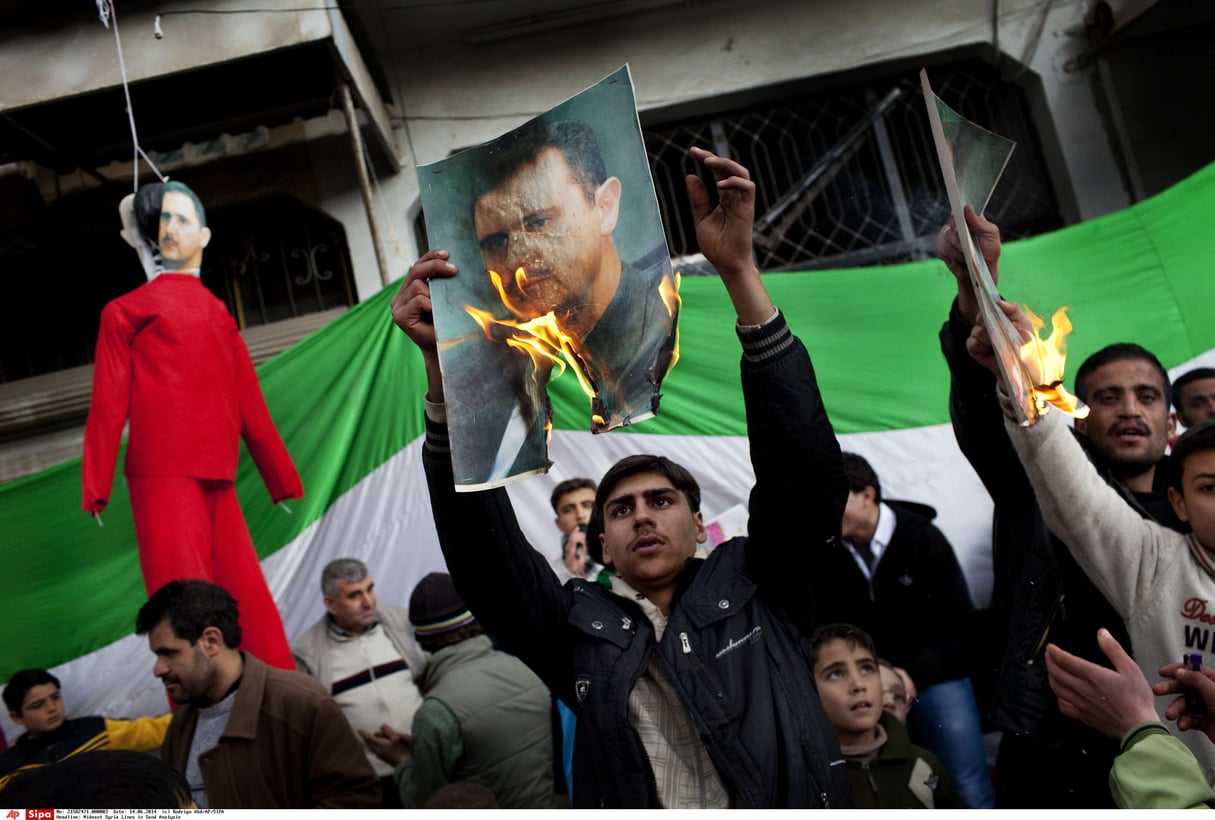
[844,712,961,809]
[815,499,975,689]
[422,313,851,808]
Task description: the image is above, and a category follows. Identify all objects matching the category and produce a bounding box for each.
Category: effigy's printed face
[159,191,210,271]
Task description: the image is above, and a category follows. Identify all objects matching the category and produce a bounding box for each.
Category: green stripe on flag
[548,160,1215,435]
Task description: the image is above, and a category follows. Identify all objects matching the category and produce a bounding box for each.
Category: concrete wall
[0,0,1133,303]
[1013,0,1134,221]
[359,0,1131,284]
[287,0,1130,305]
[0,0,331,112]
[306,115,419,299]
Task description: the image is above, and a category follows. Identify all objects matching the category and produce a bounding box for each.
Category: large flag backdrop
[2,161,1212,740]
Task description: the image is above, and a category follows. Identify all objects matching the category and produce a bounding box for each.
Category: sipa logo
[28,810,53,820]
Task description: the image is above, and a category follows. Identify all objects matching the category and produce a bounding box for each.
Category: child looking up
[811,624,959,809]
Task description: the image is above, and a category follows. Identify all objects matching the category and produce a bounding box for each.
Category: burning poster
[921,69,1088,424]
[419,65,679,490]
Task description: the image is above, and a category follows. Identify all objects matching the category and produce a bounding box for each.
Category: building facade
[0,0,1210,481]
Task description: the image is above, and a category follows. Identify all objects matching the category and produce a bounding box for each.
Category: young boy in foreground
[811,624,959,809]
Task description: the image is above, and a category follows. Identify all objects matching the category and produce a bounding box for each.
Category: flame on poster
[465,265,681,427]
[1018,305,1088,420]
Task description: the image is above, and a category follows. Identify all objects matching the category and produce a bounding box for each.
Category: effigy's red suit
[83,274,302,669]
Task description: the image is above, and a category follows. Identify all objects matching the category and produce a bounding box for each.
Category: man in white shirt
[291,558,426,806]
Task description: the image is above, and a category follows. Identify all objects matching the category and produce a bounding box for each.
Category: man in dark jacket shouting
[391,147,850,808]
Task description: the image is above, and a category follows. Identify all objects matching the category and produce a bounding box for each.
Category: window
[644,57,1062,273]
[205,194,356,329]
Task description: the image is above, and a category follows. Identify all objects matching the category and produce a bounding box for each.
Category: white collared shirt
[844,501,897,581]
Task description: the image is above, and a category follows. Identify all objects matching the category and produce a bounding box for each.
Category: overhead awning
[0,2,398,176]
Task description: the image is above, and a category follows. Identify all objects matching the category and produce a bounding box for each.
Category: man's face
[1075,359,1174,476]
[474,148,618,320]
[325,576,378,635]
[1177,377,1215,428]
[11,683,65,737]
[148,619,218,705]
[554,487,595,535]
[1169,449,1215,551]
[158,191,211,271]
[840,487,877,543]
[814,638,882,745]
[599,472,704,597]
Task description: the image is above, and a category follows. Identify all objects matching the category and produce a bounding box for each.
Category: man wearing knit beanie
[408,572,478,638]
[361,573,563,808]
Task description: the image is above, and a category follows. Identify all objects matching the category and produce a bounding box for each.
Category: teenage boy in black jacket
[392,148,850,808]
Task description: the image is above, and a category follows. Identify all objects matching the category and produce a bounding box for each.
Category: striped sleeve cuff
[424,414,450,457]
[736,308,794,365]
[1121,721,1170,753]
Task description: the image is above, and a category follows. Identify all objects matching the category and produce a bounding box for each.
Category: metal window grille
[645,57,1062,274]
[207,194,356,329]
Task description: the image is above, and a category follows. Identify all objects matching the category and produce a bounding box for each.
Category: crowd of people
[2,143,1215,810]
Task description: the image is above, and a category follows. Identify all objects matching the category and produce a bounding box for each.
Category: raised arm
[936,205,1001,328]
[390,250,451,404]
[969,302,1173,617]
[738,315,846,630]
[685,147,773,325]
[1005,407,1171,615]
[936,210,1034,507]
[685,148,846,627]
[393,251,575,700]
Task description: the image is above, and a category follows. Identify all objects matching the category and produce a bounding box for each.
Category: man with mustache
[136,580,378,808]
[291,558,426,807]
[937,208,1185,807]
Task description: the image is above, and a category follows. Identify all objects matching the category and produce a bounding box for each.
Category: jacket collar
[325,614,381,641]
[12,717,75,749]
[606,544,716,635]
[217,652,265,741]
[842,712,916,763]
[1188,533,1215,582]
[418,634,492,691]
[840,720,888,761]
